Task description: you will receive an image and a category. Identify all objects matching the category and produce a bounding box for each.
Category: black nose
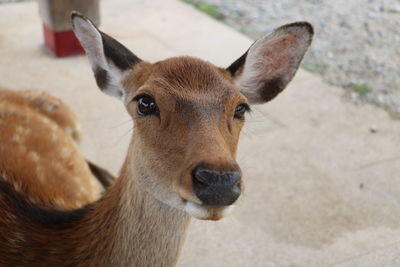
[192,165,241,206]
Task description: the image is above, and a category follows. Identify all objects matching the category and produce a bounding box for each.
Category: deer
[0,12,313,266]
[0,89,114,210]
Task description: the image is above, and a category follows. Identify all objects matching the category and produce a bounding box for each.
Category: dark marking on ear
[226,49,248,76]
[260,77,286,102]
[94,67,108,89]
[278,21,314,36]
[100,32,141,71]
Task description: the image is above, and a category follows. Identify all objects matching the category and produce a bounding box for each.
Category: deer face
[72,13,313,220]
[123,58,246,220]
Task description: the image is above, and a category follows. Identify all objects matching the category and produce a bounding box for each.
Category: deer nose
[191,165,241,206]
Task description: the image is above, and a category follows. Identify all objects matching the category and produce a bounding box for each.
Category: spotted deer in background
[0,89,108,209]
[0,12,313,266]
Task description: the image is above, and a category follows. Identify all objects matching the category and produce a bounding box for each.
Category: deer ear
[227,22,313,104]
[71,12,142,100]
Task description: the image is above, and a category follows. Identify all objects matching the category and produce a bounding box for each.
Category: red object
[43,23,84,57]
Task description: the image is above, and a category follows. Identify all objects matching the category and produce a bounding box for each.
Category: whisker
[110,118,133,129]
[113,125,136,145]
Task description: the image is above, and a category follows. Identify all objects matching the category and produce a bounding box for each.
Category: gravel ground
[184,0,400,117]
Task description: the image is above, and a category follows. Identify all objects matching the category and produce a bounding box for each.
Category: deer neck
[79,145,191,267]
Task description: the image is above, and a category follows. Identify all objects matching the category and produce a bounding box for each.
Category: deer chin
[184,201,235,220]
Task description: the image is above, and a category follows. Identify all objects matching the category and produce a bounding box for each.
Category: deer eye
[133,94,159,116]
[234,103,250,120]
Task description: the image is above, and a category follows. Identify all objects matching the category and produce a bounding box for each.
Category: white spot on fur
[11,134,22,143]
[12,181,22,193]
[60,147,72,159]
[28,151,40,162]
[8,232,25,248]
[29,197,38,204]
[41,117,51,125]
[50,123,58,131]
[54,198,66,207]
[15,126,24,134]
[51,132,59,141]
[0,172,8,182]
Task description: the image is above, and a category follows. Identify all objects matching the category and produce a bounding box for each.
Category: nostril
[192,168,211,188]
[192,175,208,188]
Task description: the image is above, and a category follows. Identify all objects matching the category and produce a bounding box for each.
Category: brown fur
[1,89,83,142]
[0,89,101,209]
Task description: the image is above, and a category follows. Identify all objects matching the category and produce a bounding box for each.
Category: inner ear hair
[227,22,314,104]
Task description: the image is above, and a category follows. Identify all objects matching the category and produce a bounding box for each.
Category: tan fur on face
[123,57,245,210]
[0,89,101,209]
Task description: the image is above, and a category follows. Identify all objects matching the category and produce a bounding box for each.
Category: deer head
[72,13,313,220]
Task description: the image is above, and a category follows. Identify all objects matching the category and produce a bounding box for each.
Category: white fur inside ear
[235,36,281,104]
[72,17,108,71]
[234,23,313,104]
[72,16,126,100]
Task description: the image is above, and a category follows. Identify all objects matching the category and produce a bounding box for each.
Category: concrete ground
[1,0,400,266]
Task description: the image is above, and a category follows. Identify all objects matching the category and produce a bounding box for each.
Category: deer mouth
[183,200,235,220]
